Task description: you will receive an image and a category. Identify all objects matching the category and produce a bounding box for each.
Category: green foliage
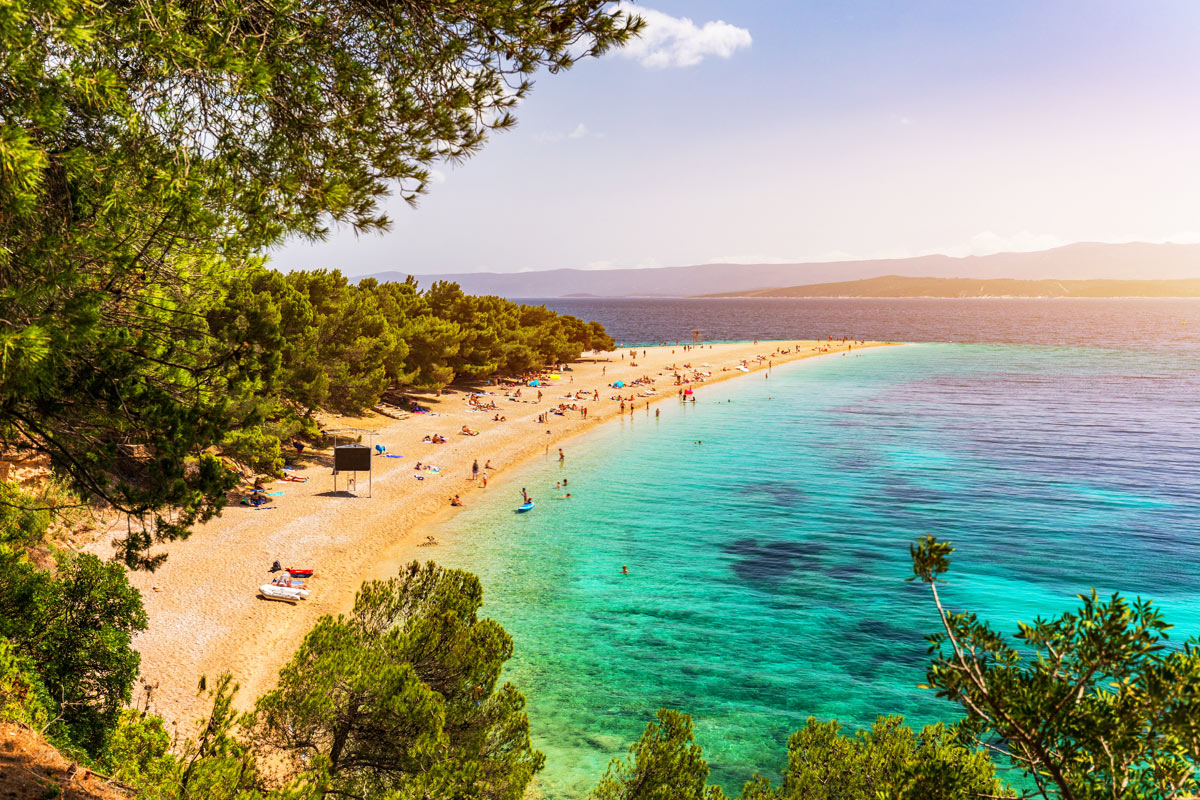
[253,561,543,800]
[101,710,177,800]
[0,548,147,753]
[244,270,611,419]
[2,0,634,569]
[741,715,1011,800]
[591,709,728,800]
[102,677,317,800]
[0,480,52,549]
[911,535,1200,799]
[0,636,52,729]
[0,485,146,753]
[593,710,1007,800]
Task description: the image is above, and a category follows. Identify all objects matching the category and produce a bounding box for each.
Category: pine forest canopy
[0,0,635,568]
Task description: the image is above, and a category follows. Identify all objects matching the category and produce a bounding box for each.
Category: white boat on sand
[260,583,309,602]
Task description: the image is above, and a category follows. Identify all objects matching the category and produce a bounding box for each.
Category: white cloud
[615,5,751,69]
[535,122,600,143]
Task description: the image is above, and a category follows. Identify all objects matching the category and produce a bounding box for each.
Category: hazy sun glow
[271,0,1200,276]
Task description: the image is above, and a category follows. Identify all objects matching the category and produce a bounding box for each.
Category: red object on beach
[287,569,314,578]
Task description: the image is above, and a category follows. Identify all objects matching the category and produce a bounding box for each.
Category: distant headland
[364,242,1200,298]
[704,275,1200,299]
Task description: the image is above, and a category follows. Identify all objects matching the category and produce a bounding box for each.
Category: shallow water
[420,342,1200,797]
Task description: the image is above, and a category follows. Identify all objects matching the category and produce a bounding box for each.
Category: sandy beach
[96,339,892,732]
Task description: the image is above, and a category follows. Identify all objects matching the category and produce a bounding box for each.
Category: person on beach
[450,495,463,507]
[485,460,494,470]
[558,448,565,463]
[472,459,479,480]
[480,473,488,488]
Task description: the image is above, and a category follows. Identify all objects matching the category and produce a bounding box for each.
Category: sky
[271,0,1200,276]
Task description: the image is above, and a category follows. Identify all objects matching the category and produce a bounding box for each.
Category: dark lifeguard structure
[328,428,375,497]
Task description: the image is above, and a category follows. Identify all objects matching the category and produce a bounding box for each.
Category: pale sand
[100,339,894,731]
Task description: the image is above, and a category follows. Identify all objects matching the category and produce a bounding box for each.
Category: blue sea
[419,300,1200,797]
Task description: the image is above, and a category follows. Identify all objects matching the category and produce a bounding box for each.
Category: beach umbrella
[529,379,540,387]
[612,380,624,388]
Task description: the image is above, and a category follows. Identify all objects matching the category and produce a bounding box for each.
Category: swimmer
[621,565,629,575]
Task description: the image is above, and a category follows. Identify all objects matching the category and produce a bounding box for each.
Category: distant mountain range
[363,242,1200,298]
[706,275,1200,298]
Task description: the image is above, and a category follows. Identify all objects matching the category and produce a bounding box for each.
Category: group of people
[466,393,501,411]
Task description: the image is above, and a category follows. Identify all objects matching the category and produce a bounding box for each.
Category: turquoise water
[419,343,1200,797]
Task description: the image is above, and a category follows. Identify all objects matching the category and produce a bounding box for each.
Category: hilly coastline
[706,275,1200,298]
[366,242,1200,298]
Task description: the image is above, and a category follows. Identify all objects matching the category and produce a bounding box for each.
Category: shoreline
[100,339,896,732]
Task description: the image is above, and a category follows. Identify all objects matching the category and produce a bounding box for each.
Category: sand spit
[96,339,893,731]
